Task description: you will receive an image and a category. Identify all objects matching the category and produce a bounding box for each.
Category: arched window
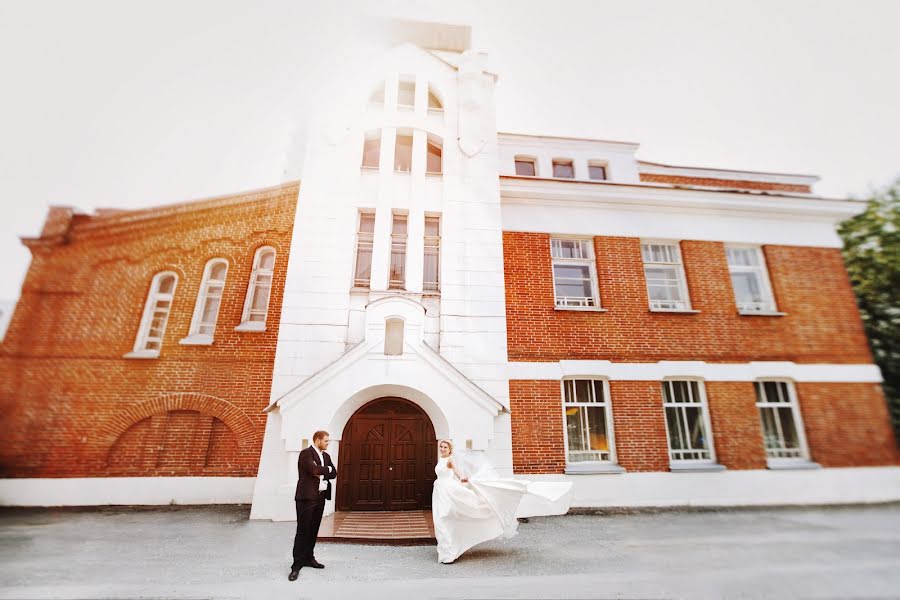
[237,246,276,331]
[426,134,443,175]
[183,258,228,343]
[384,318,404,355]
[427,86,443,111]
[126,271,178,358]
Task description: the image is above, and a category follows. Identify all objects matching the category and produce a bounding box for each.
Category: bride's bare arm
[447,458,468,482]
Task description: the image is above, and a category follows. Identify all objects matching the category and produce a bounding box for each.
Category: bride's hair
[439,439,453,454]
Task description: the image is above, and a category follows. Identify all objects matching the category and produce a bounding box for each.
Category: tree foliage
[838,179,900,439]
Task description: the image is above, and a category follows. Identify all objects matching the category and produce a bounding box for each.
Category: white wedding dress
[431,455,573,563]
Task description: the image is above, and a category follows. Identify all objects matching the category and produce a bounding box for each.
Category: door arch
[337,397,437,511]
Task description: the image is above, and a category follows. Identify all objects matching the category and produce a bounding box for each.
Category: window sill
[179,334,214,346]
[425,171,442,177]
[766,459,820,471]
[738,310,787,317]
[650,308,700,314]
[360,166,379,173]
[669,463,726,473]
[234,322,267,332]
[554,306,608,313]
[565,463,625,475]
[123,350,159,360]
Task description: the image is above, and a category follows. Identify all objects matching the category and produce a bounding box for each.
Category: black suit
[291,445,337,570]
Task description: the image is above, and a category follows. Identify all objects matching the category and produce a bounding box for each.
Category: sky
[1,0,898,301]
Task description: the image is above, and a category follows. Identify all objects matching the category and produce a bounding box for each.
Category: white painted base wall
[3,468,898,510]
[519,466,900,508]
[0,477,255,507]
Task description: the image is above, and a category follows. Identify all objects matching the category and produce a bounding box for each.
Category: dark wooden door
[338,398,437,511]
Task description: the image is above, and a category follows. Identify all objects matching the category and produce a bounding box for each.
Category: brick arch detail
[98,393,259,452]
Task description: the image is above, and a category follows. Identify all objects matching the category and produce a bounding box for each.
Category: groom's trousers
[292,492,326,569]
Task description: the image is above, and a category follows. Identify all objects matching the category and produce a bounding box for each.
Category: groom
[289,430,337,581]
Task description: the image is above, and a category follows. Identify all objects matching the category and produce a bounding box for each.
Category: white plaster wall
[0,477,255,506]
[497,134,641,183]
[516,467,900,510]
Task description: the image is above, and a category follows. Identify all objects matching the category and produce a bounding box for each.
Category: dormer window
[397,78,415,110]
[553,159,575,179]
[514,157,537,176]
[394,132,413,173]
[588,162,608,181]
[361,130,381,170]
[426,135,442,175]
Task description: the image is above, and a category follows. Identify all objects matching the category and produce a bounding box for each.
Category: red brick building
[0,183,297,497]
[1,32,897,515]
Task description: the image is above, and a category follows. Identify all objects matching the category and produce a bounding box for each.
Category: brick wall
[0,182,298,478]
[510,379,897,474]
[503,232,873,364]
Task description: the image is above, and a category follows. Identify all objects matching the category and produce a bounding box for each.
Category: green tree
[838,179,900,439]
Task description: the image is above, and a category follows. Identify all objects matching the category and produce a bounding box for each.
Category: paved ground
[2,503,899,599]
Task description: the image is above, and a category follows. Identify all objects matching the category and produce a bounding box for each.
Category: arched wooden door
[337,398,437,511]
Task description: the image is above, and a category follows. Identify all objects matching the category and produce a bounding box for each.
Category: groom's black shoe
[288,568,301,581]
[305,558,325,569]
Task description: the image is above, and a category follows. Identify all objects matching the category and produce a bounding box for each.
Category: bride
[431,439,573,564]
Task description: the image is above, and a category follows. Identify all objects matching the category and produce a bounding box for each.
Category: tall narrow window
[128,271,178,357]
[552,159,575,179]
[384,318,404,355]
[397,78,415,109]
[726,245,777,313]
[426,136,442,175]
[563,379,615,464]
[238,246,275,330]
[423,215,441,292]
[755,380,812,466]
[514,157,537,176]
[551,238,599,308]
[389,213,408,289]
[588,162,607,180]
[394,133,413,173]
[641,242,691,310]
[662,380,716,465]
[354,212,375,288]
[361,130,380,169]
[186,259,228,341]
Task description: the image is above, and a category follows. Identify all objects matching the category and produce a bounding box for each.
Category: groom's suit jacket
[295,446,337,501]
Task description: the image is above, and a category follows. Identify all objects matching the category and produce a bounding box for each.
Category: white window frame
[561,378,622,473]
[755,379,815,469]
[353,210,376,289]
[125,271,178,359]
[181,258,228,345]
[550,237,601,309]
[641,240,692,311]
[360,129,381,171]
[423,214,441,293]
[661,378,720,470]
[389,212,408,290]
[236,246,275,332]
[393,130,414,173]
[725,244,778,314]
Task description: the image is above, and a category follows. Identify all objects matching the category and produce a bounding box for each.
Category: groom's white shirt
[310,445,332,492]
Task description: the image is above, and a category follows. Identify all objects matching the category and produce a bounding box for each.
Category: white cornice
[638,161,820,186]
[498,132,640,153]
[499,177,865,221]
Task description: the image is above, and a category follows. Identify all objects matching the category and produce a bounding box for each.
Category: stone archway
[336,397,437,511]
